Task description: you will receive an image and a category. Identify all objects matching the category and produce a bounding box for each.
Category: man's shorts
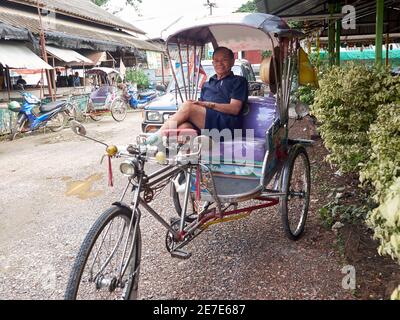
[204,109,242,132]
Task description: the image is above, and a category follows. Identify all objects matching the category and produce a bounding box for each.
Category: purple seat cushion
[210,137,266,163]
[90,86,112,104]
[242,95,278,138]
[210,96,278,164]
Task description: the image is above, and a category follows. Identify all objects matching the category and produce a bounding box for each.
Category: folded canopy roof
[164,13,304,51]
[0,41,53,69]
[46,45,93,65]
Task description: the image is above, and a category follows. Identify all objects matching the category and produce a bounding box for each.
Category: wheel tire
[64,103,78,121]
[48,112,67,132]
[87,104,103,122]
[9,127,19,141]
[111,98,128,122]
[64,205,141,300]
[280,145,311,241]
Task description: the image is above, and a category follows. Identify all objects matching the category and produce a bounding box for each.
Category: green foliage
[91,0,108,5]
[287,20,304,30]
[262,50,272,58]
[359,103,400,202]
[367,178,400,263]
[91,0,142,6]
[311,63,399,173]
[294,85,316,105]
[235,0,258,13]
[125,68,149,89]
[319,198,369,229]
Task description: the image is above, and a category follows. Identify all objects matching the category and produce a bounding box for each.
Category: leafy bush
[359,103,400,202]
[125,68,149,89]
[311,63,400,173]
[295,85,316,105]
[367,178,400,263]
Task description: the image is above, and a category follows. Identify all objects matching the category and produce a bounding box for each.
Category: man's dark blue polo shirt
[199,71,248,131]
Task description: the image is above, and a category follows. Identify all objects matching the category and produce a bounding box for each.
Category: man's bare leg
[145,101,206,145]
[162,101,206,130]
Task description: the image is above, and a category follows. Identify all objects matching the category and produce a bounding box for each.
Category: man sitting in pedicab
[145,46,248,145]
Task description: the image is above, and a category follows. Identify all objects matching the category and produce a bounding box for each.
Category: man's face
[212,49,234,78]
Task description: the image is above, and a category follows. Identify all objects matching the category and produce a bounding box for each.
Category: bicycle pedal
[170,249,192,260]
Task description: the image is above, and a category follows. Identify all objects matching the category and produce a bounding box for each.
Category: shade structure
[46,45,93,65]
[0,41,53,69]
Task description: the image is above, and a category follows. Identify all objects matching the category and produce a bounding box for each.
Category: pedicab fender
[112,201,133,213]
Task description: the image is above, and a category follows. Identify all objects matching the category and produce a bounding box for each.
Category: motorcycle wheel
[111,98,128,122]
[9,127,20,141]
[48,111,67,132]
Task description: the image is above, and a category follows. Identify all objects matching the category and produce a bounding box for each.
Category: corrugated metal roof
[0,40,53,69]
[0,6,163,52]
[6,0,145,34]
[46,45,93,64]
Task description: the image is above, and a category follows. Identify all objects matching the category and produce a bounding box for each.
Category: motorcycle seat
[40,100,66,113]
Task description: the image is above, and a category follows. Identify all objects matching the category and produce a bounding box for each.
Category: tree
[91,0,142,14]
[235,0,258,13]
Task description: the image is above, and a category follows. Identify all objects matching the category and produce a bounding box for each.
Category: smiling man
[145,46,248,145]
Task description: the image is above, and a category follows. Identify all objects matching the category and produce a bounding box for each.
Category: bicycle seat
[40,100,66,113]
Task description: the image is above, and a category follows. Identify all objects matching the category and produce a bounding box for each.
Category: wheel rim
[286,151,310,236]
[75,214,139,300]
[47,113,64,129]
[112,100,127,121]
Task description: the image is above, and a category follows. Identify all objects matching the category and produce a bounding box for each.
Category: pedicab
[85,67,127,122]
[64,12,312,300]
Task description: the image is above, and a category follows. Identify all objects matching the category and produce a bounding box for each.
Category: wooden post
[335,2,341,66]
[385,33,390,67]
[36,1,54,101]
[328,2,336,66]
[5,67,11,101]
[375,0,384,65]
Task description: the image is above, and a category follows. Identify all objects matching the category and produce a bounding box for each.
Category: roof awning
[46,45,93,65]
[82,51,111,66]
[0,41,53,69]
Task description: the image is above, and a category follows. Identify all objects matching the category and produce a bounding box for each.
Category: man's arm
[193,99,243,115]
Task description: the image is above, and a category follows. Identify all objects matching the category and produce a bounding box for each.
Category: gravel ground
[0,112,354,300]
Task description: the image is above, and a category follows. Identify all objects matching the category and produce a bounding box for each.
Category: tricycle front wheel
[64,205,141,300]
[280,145,311,240]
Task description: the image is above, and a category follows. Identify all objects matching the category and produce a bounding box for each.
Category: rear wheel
[87,103,103,122]
[111,98,128,122]
[48,112,67,132]
[171,170,212,220]
[64,205,141,300]
[280,145,311,240]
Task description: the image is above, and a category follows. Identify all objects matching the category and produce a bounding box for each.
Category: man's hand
[192,101,215,109]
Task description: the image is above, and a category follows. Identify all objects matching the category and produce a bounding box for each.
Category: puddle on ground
[65,173,104,200]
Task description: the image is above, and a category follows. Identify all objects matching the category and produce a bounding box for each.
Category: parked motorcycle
[7,90,72,140]
[116,84,158,111]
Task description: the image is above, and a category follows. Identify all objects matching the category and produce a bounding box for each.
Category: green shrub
[311,63,400,173]
[367,178,400,263]
[125,68,149,89]
[360,103,400,202]
[295,85,316,105]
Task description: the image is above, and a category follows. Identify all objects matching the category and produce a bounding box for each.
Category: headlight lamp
[120,159,137,177]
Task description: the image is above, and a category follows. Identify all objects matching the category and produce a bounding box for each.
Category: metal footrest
[170,249,192,260]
